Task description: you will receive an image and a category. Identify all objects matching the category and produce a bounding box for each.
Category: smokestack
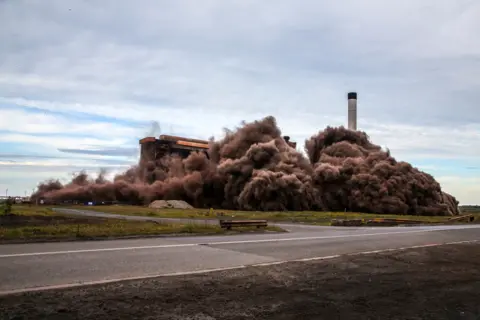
[347,92,357,130]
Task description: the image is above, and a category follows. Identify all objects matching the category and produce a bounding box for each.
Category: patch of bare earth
[1,244,480,319]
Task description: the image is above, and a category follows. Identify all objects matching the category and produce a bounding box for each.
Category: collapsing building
[139,134,297,163]
[139,134,210,164]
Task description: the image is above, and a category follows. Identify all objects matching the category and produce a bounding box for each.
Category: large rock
[148,200,194,209]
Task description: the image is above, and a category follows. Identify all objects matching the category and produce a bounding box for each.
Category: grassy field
[56,204,479,225]
[0,205,283,243]
[460,205,480,214]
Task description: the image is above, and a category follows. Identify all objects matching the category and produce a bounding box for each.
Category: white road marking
[0,239,477,296]
[161,266,247,276]
[251,261,288,267]
[198,228,458,245]
[0,228,450,258]
[0,266,250,296]
[293,255,341,262]
[348,240,479,256]
[1,227,477,258]
[0,244,197,258]
[445,239,479,245]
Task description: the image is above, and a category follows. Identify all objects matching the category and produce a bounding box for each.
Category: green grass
[460,206,480,214]
[0,221,224,241]
[6,205,54,216]
[58,204,467,225]
[0,205,284,243]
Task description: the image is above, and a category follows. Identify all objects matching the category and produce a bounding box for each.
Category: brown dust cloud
[33,116,459,216]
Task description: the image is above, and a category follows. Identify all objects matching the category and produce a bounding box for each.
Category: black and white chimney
[347,92,357,130]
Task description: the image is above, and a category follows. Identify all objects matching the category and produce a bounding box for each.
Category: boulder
[148,200,194,209]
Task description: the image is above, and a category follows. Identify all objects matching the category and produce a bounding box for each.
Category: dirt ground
[1,243,480,320]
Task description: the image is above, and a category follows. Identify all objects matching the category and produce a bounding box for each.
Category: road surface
[0,209,479,295]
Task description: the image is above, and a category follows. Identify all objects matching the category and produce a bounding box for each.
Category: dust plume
[33,116,459,216]
[146,121,161,137]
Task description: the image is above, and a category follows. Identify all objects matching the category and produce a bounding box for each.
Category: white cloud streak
[0,108,140,137]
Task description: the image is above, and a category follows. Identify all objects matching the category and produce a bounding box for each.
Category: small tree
[2,198,12,215]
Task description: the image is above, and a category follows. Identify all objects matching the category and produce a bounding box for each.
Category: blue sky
[0,0,479,204]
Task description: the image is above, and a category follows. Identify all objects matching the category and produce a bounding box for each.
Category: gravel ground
[1,243,480,320]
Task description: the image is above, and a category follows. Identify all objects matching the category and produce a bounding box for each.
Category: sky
[0,0,479,204]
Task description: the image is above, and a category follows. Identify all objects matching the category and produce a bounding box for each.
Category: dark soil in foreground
[2,244,480,320]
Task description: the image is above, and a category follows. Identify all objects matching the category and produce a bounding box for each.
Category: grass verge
[54,204,479,225]
[0,205,284,243]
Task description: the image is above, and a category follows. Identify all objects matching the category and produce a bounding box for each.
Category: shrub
[2,198,12,215]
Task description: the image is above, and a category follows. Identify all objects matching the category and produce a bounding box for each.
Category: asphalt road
[0,209,479,295]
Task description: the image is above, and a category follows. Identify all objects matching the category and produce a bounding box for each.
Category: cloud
[0,107,142,137]
[57,147,137,157]
[0,0,479,204]
[0,132,129,150]
[363,121,480,160]
[436,176,480,205]
[0,153,133,165]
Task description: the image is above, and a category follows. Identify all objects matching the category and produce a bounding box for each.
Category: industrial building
[139,134,211,164]
[139,134,297,164]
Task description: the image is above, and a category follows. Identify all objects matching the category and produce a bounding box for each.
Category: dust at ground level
[1,243,480,320]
